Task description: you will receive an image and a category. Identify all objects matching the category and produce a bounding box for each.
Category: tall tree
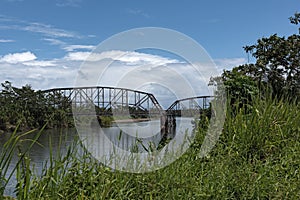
[243,12,300,98]
[212,12,300,104]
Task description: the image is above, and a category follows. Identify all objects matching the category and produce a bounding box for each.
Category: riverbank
[0,117,152,133]
[1,96,300,199]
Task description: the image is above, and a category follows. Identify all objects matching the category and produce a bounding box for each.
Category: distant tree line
[0,81,155,132]
[0,81,73,132]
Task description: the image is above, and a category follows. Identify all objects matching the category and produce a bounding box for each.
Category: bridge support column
[160,114,166,136]
[160,114,176,140]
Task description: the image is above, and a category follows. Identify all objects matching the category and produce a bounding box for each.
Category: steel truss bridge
[42,86,213,136]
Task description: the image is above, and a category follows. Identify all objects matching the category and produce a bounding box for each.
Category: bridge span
[42,86,213,136]
[160,95,213,138]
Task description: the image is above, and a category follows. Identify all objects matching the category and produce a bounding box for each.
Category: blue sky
[0,0,299,93]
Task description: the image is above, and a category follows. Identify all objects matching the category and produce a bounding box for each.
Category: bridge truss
[166,95,213,117]
[43,86,163,118]
[159,95,213,137]
[42,86,214,137]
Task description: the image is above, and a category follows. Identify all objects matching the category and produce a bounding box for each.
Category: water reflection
[1,117,194,196]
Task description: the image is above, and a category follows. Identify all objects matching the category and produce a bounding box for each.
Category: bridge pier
[160,114,176,140]
[160,95,213,141]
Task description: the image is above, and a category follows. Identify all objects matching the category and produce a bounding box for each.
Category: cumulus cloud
[70,51,217,107]
[64,51,91,61]
[23,60,57,67]
[65,50,180,65]
[114,51,179,65]
[0,50,219,107]
[0,51,37,64]
[0,61,77,90]
[0,51,58,67]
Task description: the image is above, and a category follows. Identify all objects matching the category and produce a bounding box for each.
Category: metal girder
[166,96,213,117]
[42,86,163,117]
[42,86,213,137]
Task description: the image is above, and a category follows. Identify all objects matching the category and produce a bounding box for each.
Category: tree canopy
[0,81,73,132]
[211,12,300,105]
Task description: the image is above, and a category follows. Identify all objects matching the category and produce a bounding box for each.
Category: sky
[0,0,299,104]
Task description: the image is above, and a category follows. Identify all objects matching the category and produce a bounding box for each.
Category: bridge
[161,95,213,138]
[42,86,213,137]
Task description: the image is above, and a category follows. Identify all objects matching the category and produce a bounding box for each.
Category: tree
[243,34,300,98]
[242,12,300,98]
[213,12,300,105]
[289,12,300,33]
[0,81,73,131]
[209,65,258,113]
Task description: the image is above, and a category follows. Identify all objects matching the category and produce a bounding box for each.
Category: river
[1,117,194,197]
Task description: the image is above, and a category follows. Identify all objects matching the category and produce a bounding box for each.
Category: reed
[0,125,44,198]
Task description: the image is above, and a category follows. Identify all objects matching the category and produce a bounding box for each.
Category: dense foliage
[0,81,73,132]
[0,81,156,132]
[210,12,300,106]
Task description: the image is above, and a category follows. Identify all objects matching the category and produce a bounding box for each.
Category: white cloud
[65,50,180,65]
[0,50,219,107]
[63,45,96,52]
[0,39,14,43]
[0,16,81,39]
[0,51,37,64]
[0,51,57,67]
[65,51,91,61]
[70,51,216,107]
[24,22,79,38]
[214,58,247,71]
[23,60,57,67]
[42,38,96,54]
[43,38,66,46]
[64,51,131,61]
[115,51,179,65]
[0,61,77,90]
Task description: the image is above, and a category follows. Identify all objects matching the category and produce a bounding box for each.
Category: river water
[1,117,194,197]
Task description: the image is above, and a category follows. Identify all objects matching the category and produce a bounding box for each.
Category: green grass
[0,125,44,199]
[2,95,300,199]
